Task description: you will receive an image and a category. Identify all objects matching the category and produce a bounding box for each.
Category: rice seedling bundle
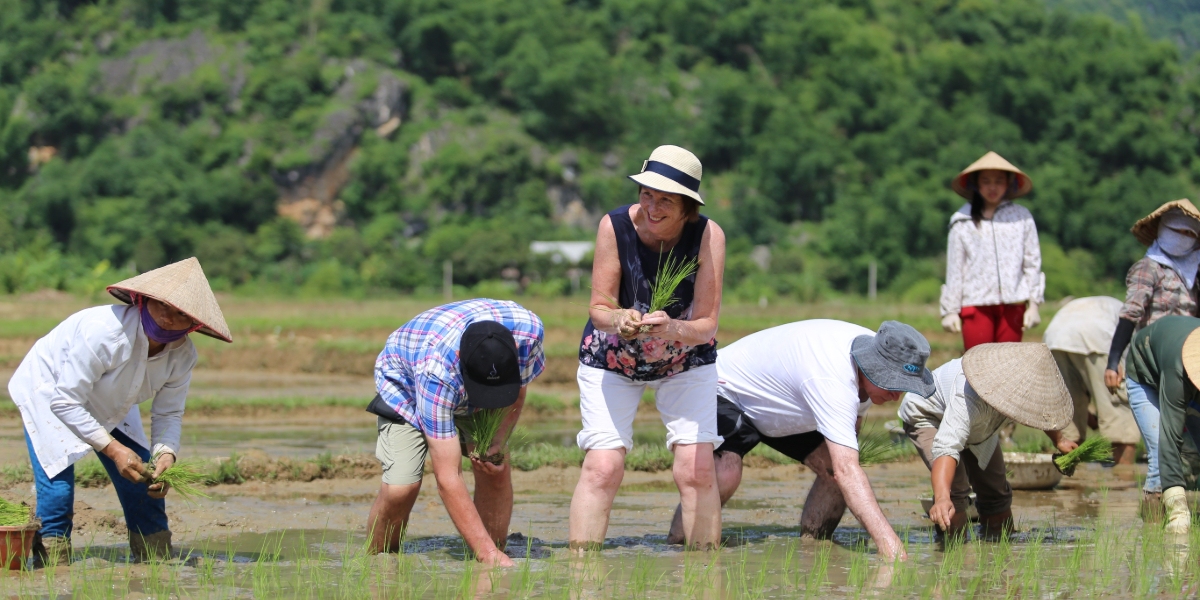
[149,452,212,504]
[458,407,517,465]
[583,243,699,336]
[1054,436,1112,475]
[0,497,30,527]
[858,431,904,466]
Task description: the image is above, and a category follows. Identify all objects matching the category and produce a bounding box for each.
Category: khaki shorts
[1052,350,1140,444]
[375,416,429,486]
[905,423,1012,517]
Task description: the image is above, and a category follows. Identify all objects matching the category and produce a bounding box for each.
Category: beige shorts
[375,416,429,486]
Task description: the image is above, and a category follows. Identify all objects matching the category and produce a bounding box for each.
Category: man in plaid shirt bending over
[365,299,545,566]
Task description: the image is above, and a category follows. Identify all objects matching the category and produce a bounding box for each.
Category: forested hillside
[1049,0,1200,52]
[2,0,1198,301]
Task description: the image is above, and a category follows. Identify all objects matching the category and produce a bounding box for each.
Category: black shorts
[716,396,826,463]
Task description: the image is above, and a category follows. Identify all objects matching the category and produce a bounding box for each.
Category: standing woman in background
[569,145,726,551]
[940,152,1045,350]
[1104,200,1200,506]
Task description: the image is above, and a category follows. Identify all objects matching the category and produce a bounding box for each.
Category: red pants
[961,304,1025,351]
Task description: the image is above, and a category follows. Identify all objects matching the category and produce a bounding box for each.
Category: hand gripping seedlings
[1053,436,1113,476]
[586,243,700,336]
[148,451,212,504]
[0,496,31,527]
[458,407,519,465]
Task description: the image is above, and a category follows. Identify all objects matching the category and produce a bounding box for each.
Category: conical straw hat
[627,145,704,205]
[951,151,1033,200]
[1183,327,1200,392]
[961,343,1072,431]
[107,257,232,343]
[1131,199,1200,247]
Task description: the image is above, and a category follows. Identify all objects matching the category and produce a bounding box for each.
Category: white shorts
[576,363,723,452]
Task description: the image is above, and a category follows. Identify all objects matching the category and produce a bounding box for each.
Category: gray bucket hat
[850,321,935,397]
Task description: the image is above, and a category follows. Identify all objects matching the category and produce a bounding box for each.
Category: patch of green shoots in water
[804,541,832,597]
[857,430,906,466]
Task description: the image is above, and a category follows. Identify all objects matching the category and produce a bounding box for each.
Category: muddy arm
[825,441,906,561]
[427,435,512,566]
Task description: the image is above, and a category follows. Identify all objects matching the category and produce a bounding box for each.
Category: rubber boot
[32,534,71,568]
[130,530,173,562]
[1163,487,1190,534]
[1140,491,1164,522]
[978,509,1014,539]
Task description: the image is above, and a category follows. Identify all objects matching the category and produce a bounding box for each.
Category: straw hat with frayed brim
[961,343,1072,431]
[951,151,1033,200]
[107,257,233,343]
[1184,328,1200,392]
[1131,199,1200,247]
[627,145,704,205]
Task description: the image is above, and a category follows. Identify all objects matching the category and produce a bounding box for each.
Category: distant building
[530,241,594,264]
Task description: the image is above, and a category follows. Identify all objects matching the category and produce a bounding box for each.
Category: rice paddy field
[0,293,1188,598]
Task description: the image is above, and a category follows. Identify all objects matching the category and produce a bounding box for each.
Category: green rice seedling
[804,541,832,598]
[646,244,699,317]
[858,430,905,466]
[457,406,516,465]
[213,452,245,483]
[847,542,869,593]
[625,444,675,472]
[74,457,110,487]
[628,551,662,597]
[780,538,798,586]
[1054,436,1113,475]
[0,496,31,526]
[148,451,211,504]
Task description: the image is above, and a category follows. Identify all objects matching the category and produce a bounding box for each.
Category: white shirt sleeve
[801,378,862,450]
[931,384,971,463]
[1024,217,1045,304]
[941,225,964,316]
[149,347,197,458]
[47,324,122,451]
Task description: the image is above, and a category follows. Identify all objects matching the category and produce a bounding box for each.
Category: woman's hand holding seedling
[611,308,643,340]
[101,439,151,484]
[147,452,175,499]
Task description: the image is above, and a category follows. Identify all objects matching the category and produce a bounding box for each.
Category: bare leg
[568,449,626,550]
[1112,443,1137,466]
[669,451,742,544]
[672,443,720,549]
[366,480,421,553]
[471,460,513,549]
[799,445,847,539]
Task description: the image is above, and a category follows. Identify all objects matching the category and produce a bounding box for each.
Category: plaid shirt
[374,299,545,439]
[1120,258,1198,330]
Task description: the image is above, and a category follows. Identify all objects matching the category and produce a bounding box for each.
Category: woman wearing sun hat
[1103,200,1200,505]
[899,343,1075,538]
[569,145,726,551]
[940,152,1045,350]
[7,257,232,564]
[1123,315,1200,533]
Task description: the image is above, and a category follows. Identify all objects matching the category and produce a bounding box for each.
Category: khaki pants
[1052,350,1140,444]
[905,424,1012,516]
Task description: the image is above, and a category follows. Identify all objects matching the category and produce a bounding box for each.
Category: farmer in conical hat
[569,145,727,551]
[1124,316,1200,534]
[1104,200,1200,507]
[7,257,232,565]
[940,152,1045,350]
[899,343,1076,538]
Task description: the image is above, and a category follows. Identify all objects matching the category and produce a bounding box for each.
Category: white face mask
[1159,226,1199,257]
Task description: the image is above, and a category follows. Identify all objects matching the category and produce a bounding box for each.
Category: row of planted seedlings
[4,512,1200,599]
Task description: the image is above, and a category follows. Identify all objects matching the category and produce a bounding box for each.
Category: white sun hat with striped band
[106,257,233,343]
[627,145,704,205]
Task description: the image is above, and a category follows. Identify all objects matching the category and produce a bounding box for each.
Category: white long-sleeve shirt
[897,359,1009,469]
[7,304,197,478]
[940,202,1045,317]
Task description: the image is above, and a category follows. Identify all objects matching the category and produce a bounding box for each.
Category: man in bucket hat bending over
[8,258,233,565]
[900,343,1076,538]
[366,299,545,566]
[667,320,935,561]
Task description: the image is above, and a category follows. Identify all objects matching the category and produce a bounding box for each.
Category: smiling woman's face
[146,298,195,331]
[638,186,687,238]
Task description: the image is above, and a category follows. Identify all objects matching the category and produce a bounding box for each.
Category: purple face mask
[140,301,192,344]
